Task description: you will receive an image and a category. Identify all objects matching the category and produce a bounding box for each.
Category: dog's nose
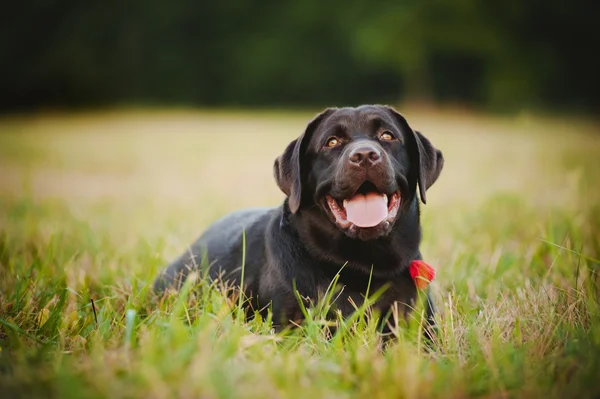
[348,145,381,167]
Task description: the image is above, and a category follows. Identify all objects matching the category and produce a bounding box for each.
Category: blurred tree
[0,0,597,112]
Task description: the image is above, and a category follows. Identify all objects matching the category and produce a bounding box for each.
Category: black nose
[348,145,381,166]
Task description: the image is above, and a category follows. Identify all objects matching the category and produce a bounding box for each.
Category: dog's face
[274,105,444,241]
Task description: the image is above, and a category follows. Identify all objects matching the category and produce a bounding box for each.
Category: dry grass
[0,108,599,398]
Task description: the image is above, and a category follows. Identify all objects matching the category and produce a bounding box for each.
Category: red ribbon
[409,260,436,289]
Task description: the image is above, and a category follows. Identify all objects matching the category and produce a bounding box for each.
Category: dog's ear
[383,106,444,204]
[411,129,444,203]
[274,108,337,213]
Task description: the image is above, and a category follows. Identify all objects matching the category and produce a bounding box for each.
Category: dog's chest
[314,272,417,317]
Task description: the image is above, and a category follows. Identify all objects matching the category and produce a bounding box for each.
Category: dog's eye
[325,137,340,147]
[380,131,395,141]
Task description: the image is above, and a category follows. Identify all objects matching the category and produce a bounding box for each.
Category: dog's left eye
[380,131,395,141]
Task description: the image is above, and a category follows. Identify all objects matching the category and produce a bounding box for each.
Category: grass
[0,108,599,398]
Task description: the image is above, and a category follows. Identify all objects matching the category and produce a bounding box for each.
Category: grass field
[1,108,599,398]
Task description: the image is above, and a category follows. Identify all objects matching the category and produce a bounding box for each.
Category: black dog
[154,105,444,334]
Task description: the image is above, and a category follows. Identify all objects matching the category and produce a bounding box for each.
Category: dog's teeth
[383,194,388,202]
[343,199,348,209]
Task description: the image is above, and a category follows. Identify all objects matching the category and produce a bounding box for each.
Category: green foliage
[2,1,598,111]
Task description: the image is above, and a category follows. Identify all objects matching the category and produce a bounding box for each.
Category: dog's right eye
[325,137,341,148]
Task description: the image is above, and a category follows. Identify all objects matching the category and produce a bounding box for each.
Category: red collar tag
[409,260,436,289]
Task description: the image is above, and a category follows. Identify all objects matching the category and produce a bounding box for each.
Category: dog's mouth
[325,181,401,230]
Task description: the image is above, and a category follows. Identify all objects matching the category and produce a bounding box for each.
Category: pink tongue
[344,192,388,228]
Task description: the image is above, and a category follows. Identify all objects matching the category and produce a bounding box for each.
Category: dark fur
[154,105,444,334]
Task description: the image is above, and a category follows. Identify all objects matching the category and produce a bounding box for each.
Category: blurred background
[2,0,599,113]
[0,0,599,257]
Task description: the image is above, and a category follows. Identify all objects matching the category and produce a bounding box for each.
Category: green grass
[1,108,599,398]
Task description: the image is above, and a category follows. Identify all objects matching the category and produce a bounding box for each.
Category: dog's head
[274,105,444,241]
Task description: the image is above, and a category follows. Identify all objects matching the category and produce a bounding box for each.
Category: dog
[154,105,444,335]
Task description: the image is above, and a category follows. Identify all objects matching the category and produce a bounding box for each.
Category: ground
[0,108,599,398]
